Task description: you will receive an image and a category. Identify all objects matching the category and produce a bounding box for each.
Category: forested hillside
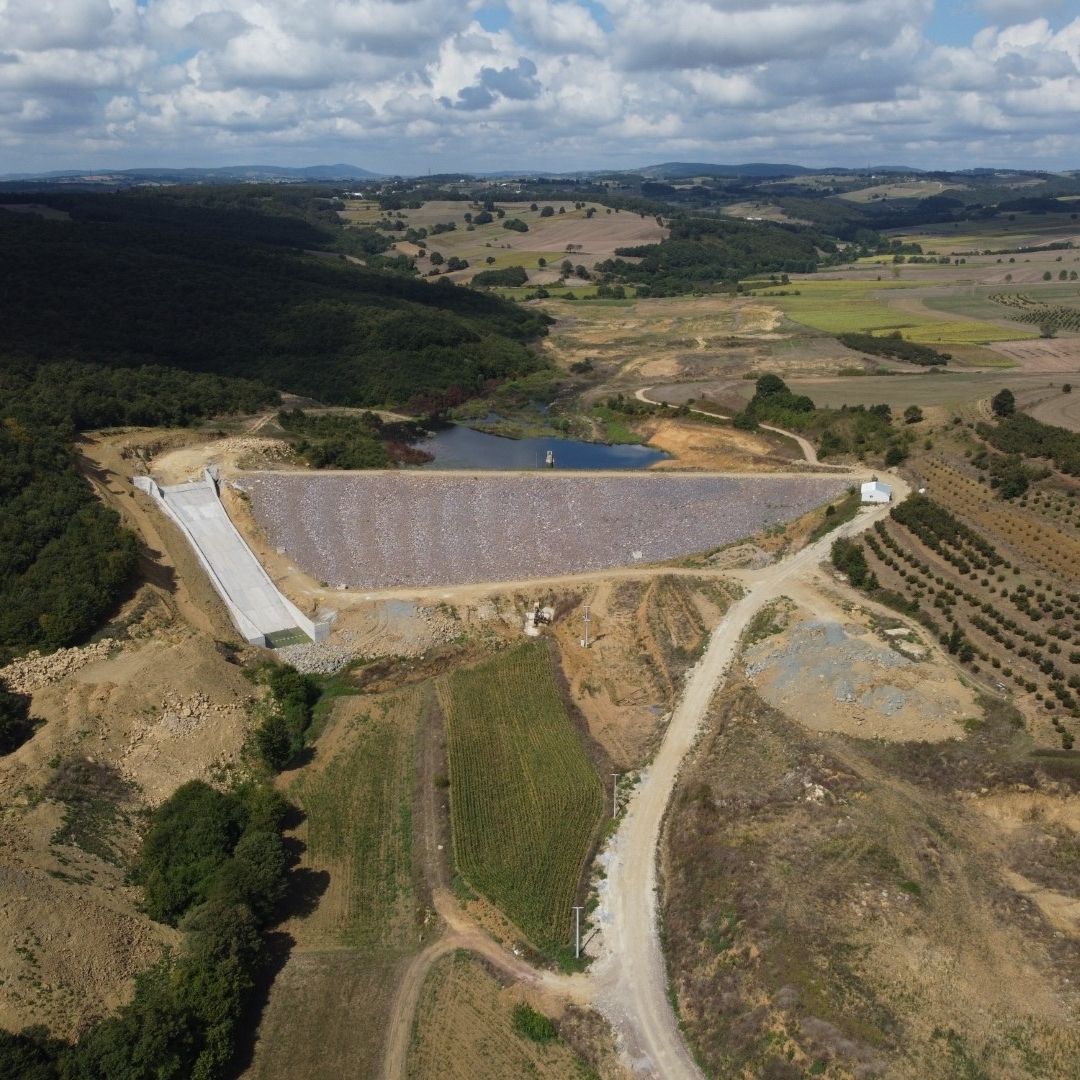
[0,194,549,408]
[596,215,825,294]
[0,191,551,662]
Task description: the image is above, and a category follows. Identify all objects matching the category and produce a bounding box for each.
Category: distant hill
[640,162,821,179]
[639,162,925,180]
[0,163,383,185]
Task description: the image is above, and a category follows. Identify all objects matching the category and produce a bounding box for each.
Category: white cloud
[0,0,1078,172]
[507,0,606,53]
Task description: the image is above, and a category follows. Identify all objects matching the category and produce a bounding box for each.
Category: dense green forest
[595,215,824,294]
[0,196,549,409]
[0,361,277,664]
[276,408,432,469]
[837,331,950,367]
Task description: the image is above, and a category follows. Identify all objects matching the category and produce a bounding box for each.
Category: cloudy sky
[1,0,1078,174]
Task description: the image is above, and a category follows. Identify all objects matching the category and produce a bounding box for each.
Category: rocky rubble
[273,603,463,673]
[0,641,115,693]
[237,471,849,590]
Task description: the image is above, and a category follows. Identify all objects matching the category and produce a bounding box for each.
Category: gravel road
[588,478,908,1078]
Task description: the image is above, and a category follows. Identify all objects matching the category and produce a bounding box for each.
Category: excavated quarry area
[236,471,851,590]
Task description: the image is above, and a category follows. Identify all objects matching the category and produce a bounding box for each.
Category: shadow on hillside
[230,810,330,1075]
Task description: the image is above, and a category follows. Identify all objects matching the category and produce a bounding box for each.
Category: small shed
[861,480,893,504]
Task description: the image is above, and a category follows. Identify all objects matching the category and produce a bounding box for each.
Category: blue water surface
[417,425,669,470]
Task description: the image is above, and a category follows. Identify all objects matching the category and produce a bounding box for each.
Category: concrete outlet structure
[134,470,332,647]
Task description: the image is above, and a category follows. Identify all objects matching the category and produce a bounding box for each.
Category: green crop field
[440,643,604,957]
[766,278,1036,344]
[290,688,422,950]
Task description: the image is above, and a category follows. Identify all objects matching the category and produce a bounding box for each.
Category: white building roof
[861,480,892,496]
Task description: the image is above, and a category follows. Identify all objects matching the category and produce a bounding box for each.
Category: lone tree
[991,388,1016,418]
[903,405,924,424]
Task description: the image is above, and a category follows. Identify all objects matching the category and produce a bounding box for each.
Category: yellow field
[407,952,593,1080]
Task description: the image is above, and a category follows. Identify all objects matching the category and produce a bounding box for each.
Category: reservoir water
[417,425,669,470]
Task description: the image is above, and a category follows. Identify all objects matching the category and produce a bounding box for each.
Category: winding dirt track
[382,890,590,1080]
[587,481,906,1076]
[635,385,826,466]
[380,475,905,1079]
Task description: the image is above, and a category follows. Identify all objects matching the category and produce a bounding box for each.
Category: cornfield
[440,643,604,955]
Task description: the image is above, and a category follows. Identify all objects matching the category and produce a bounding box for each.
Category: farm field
[888,212,1080,252]
[340,197,666,283]
[645,371,1072,415]
[406,952,600,1080]
[286,687,423,948]
[247,953,404,1080]
[1025,384,1080,431]
[438,643,604,956]
[921,283,1080,324]
[855,489,1079,748]
[837,178,967,202]
[248,687,429,1078]
[767,278,1038,344]
[237,471,851,592]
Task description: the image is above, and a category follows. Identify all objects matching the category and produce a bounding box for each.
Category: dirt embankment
[0,431,278,1037]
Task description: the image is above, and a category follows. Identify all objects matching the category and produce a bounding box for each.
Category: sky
[1,0,1079,175]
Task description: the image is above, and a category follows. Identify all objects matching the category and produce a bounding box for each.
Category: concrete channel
[135,470,331,647]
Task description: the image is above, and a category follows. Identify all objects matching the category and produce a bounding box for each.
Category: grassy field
[288,687,423,949]
[439,643,604,957]
[923,284,1080,325]
[774,372,1064,411]
[406,952,596,1080]
[765,279,1037,344]
[249,687,429,1078]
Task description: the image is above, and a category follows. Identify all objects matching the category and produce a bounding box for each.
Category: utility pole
[611,773,619,817]
[573,906,583,959]
[580,604,591,648]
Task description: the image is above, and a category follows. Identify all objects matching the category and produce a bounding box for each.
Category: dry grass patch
[247,951,404,1080]
[406,951,601,1080]
[661,683,1080,1080]
[285,687,425,950]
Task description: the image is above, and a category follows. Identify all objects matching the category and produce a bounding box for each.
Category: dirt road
[634,386,825,465]
[382,889,590,1080]
[588,479,907,1078]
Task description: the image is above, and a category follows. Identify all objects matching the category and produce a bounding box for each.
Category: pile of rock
[416,605,461,648]
[274,641,357,675]
[0,641,115,693]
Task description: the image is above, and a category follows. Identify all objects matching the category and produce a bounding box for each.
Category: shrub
[512,1002,557,1043]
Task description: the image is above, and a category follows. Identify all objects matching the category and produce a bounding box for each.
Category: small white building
[861,480,893,504]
